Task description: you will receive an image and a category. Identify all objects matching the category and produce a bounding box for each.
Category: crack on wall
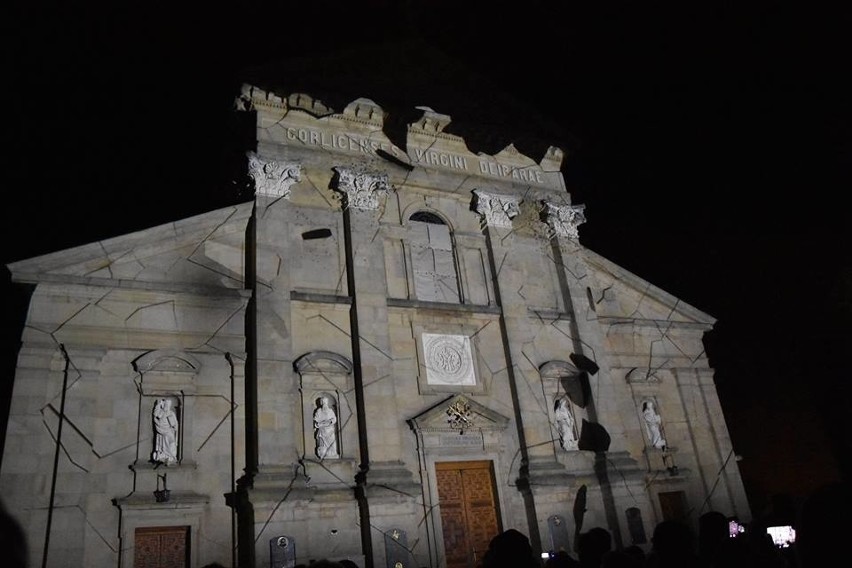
[47,504,119,553]
[41,405,89,473]
[494,250,509,278]
[42,300,98,338]
[254,465,301,544]
[192,303,246,351]
[83,243,136,278]
[606,457,640,506]
[518,348,551,417]
[360,373,392,392]
[124,300,176,324]
[195,397,237,453]
[186,257,244,286]
[595,285,613,306]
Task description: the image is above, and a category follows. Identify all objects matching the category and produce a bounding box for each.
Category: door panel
[134,526,189,568]
[436,461,501,568]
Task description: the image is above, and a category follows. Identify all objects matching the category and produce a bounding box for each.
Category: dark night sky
[2,2,850,516]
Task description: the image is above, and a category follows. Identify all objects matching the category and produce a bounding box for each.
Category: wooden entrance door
[436,460,502,568]
[134,526,190,568]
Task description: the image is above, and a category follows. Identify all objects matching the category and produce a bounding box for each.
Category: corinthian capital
[472,190,520,229]
[544,201,586,240]
[248,154,301,198]
[332,167,390,210]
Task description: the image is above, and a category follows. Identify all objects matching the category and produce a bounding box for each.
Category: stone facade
[1,86,750,568]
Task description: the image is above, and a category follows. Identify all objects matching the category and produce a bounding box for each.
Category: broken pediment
[242,84,568,194]
[408,394,510,434]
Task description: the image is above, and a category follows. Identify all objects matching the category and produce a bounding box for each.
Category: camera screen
[728,520,745,538]
[766,525,796,548]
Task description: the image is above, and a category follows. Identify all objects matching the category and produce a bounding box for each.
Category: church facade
[0,85,750,568]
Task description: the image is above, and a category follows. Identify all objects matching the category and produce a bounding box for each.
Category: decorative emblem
[446,398,473,434]
[391,529,400,540]
[422,334,475,386]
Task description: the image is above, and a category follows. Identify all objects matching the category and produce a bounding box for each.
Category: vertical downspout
[549,241,621,548]
[43,343,70,568]
[225,352,237,568]
[481,230,543,555]
[341,207,374,568]
[238,203,259,568]
[245,204,258,476]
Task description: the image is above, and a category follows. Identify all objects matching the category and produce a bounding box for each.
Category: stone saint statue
[313,396,339,459]
[555,398,578,450]
[152,398,179,465]
[642,400,666,449]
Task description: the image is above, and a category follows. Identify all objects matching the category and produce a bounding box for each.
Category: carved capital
[332,167,390,210]
[543,201,586,240]
[248,154,300,198]
[473,189,520,229]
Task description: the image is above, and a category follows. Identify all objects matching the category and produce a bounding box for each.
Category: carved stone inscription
[422,333,475,386]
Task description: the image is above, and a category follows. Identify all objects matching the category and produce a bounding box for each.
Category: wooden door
[436,460,502,568]
[134,526,190,568]
[659,490,688,523]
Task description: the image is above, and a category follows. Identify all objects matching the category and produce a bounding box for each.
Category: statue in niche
[555,398,578,450]
[313,395,339,459]
[152,398,179,465]
[642,400,667,449]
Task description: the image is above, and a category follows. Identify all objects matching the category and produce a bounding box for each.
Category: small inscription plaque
[270,535,296,568]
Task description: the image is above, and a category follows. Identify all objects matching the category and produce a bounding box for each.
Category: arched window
[409,212,460,303]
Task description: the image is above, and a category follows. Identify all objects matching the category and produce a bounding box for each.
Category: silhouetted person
[698,511,742,567]
[0,498,27,568]
[600,548,642,568]
[576,527,612,568]
[645,519,706,568]
[796,481,852,567]
[479,528,538,568]
[621,544,645,565]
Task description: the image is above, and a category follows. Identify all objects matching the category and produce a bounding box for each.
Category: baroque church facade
[0,85,750,568]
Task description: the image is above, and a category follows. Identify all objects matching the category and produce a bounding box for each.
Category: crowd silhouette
[485,481,850,568]
[0,481,848,567]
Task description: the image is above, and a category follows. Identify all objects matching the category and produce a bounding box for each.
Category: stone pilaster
[332,167,416,484]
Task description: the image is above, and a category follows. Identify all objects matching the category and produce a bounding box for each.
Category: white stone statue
[555,398,578,450]
[313,396,339,459]
[642,400,666,449]
[152,398,179,465]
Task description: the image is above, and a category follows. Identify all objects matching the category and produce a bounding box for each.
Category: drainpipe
[341,205,374,567]
[43,343,70,568]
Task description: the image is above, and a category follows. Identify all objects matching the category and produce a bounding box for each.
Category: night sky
[3,2,849,517]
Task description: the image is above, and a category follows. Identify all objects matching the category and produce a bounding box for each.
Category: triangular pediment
[582,247,715,328]
[7,202,253,292]
[408,394,510,434]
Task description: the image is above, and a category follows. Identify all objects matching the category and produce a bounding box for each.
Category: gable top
[6,202,253,292]
[582,247,716,326]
